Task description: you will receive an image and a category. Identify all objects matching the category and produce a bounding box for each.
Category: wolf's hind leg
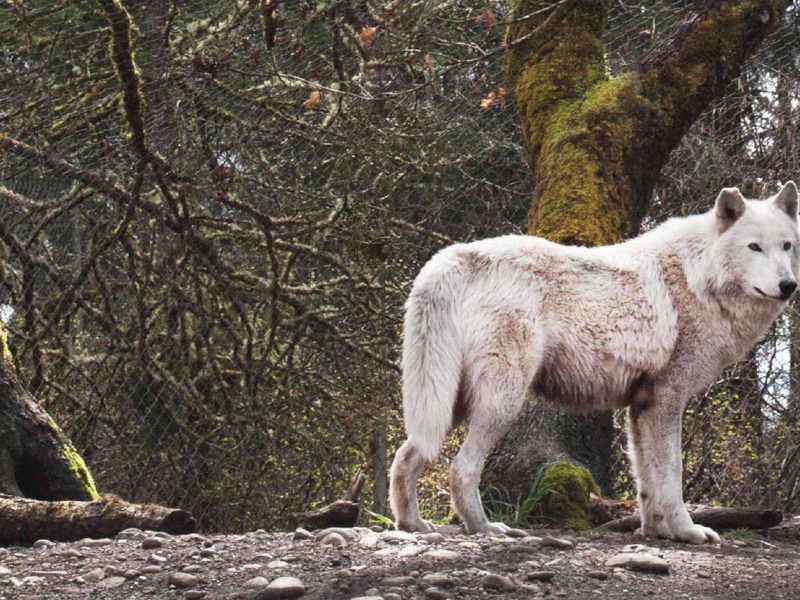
[389,440,434,532]
[450,381,526,535]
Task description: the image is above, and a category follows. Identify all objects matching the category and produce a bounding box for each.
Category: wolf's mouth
[754,287,786,300]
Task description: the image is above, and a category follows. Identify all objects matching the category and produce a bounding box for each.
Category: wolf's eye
[784,241,792,251]
[748,243,762,252]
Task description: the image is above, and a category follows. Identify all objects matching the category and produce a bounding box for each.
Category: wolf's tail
[401,258,464,462]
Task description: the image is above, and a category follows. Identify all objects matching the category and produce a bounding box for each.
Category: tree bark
[0,494,195,545]
[0,324,99,501]
[484,0,788,501]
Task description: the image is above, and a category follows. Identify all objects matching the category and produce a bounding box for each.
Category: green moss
[539,462,600,530]
[0,322,12,362]
[47,416,100,500]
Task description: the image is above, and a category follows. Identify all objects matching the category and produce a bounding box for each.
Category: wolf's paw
[484,522,512,536]
[671,523,720,545]
[395,518,435,533]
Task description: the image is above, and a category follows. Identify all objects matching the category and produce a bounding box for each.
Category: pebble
[541,535,575,550]
[0,566,11,576]
[423,549,460,560]
[480,573,518,591]
[32,539,56,549]
[420,532,446,544]
[77,538,113,548]
[423,588,450,599]
[185,592,206,600]
[98,576,126,588]
[293,528,315,541]
[526,570,556,581]
[83,567,106,582]
[381,575,415,586]
[321,532,347,547]
[505,528,530,538]
[244,576,270,589]
[422,573,454,587]
[359,532,381,548]
[254,576,306,599]
[168,572,199,588]
[141,565,162,574]
[586,569,609,580]
[380,530,417,544]
[141,537,164,549]
[606,552,670,574]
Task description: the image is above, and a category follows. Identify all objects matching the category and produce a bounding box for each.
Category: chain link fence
[1,0,799,531]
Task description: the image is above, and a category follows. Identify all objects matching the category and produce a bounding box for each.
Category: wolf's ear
[715,187,746,231]
[773,181,798,221]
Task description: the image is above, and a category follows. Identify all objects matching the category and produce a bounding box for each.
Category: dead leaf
[480,90,496,112]
[358,26,378,49]
[304,90,321,109]
[475,8,496,27]
[497,86,506,107]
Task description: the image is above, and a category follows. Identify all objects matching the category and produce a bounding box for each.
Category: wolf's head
[713,181,799,302]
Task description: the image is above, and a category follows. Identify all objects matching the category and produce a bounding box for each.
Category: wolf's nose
[779,279,797,298]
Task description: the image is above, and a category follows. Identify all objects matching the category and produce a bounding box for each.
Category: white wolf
[389,182,799,544]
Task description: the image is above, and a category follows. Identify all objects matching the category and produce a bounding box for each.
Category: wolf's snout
[779,279,797,299]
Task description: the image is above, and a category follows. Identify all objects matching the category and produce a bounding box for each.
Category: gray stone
[244,576,270,589]
[420,533,446,545]
[293,528,315,541]
[32,539,56,549]
[380,530,417,544]
[0,566,11,576]
[424,588,450,599]
[169,572,199,588]
[141,537,164,549]
[77,538,113,548]
[83,568,106,582]
[98,576,126,589]
[116,528,145,540]
[141,565,162,574]
[321,532,347,547]
[422,573,453,587]
[381,576,415,586]
[505,528,530,538]
[182,565,204,573]
[253,576,305,599]
[423,549,460,560]
[185,592,206,600]
[526,570,556,581]
[315,527,358,541]
[586,570,609,580]
[480,573,518,591]
[606,552,669,574]
[540,536,574,550]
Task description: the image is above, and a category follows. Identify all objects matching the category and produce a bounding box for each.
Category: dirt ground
[1,524,799,599]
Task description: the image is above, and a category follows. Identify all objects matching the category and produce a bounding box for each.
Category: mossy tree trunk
[483,0,788,500]
[0,323,99,501]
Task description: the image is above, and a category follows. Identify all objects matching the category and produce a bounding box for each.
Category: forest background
[1,0,800,533]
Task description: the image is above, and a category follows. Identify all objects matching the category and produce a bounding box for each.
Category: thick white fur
[389,182,799,544]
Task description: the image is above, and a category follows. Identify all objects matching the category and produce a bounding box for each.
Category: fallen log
[0,493,195,545]
[601,507,783,533]
[762,515,800,542]
[289,472,365,531]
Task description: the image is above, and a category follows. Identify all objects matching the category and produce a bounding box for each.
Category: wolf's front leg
[627,394,720,545]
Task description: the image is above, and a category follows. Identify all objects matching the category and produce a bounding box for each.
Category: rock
[266,560,288,569]
[380,530,417,544]
[606,553,670,574]
[424,588,450,599]
[182,565,204,573]
[32,539,56,548]
[77,538,113,548]
[321,532,347,547]
[83,568,106,582]
[420,532,446,544]
[315,527,358,541]
[381,575,415,586]
[199,547,216,557]
[398,544,423,557]
[98,576,126,589]
[369,525,385,532]
[422,573,454,587]
[348,597,383,600]
[185,592,206,600]
[254,576,305,599]
[541,535,575,550]
[141,537,164,549]
[149,553,168,563]
[141,565,162,574]
[526,570,556,581]
[116,528,145,540]
[0,566,11,576]
[480,573,518,591]
[586,570,609,580]
[244,576,270,589]
[168,572,199,588]
[359,532,381,547]
[423,549,460,560]
[293,528,315,541]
